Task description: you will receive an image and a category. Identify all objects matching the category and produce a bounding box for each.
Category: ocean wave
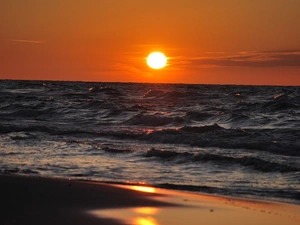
[10,133,37,140]
[88,86,123,96]
[102,147,133,153]
[1,167,39,175]
[144,148,300,172]
[9,108,55,119]
[179,123,224,133]
[239,156,299,172]
[143,89,198,100]
[185,111,214,121]
[142,125,300,156]
[0,124,54,134]
[234,91,300,115]
[143,89,165,98]
[217,112,250,124]
[123,113,185,126]
[157,183,225,195]
[261,101,298,112]
[103,108,125,117]
[145,148,182,158]
[2,120,298,157]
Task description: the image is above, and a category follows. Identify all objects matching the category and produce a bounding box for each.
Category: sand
[1,175,299,225]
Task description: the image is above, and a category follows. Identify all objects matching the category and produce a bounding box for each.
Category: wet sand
[1,175,299,225]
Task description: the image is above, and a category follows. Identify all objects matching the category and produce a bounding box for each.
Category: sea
[0,80,299,204]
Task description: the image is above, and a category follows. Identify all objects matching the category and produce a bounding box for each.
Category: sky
[1,0,300,85]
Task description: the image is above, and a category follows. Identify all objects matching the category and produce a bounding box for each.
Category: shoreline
[1,174,300,225]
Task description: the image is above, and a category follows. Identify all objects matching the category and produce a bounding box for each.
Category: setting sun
[146,52,167,69]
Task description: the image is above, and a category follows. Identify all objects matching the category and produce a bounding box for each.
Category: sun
[146,52,167,69]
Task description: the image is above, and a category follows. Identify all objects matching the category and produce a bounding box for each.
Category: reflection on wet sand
[88,206,159,225]
[134,207,159,225]
[87,185,300,225]
[131,186,156,193]
[135,217,158,225]
[135,207,159,215]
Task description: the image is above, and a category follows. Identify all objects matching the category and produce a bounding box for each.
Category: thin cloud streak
[8,39,46,44]
[186,50,300,68]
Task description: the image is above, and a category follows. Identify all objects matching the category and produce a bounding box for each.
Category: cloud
[189,50,300,68]
[112,63,146,75]
[8,39,46,44]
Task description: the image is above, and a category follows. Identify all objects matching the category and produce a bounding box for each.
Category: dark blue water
[0,80,299,204]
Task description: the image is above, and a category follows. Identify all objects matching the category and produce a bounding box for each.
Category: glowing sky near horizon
[1,0,300,85]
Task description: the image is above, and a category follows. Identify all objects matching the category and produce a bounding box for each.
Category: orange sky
[1,0,300,85]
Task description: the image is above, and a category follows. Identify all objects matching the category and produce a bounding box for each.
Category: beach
[2,175,299,225]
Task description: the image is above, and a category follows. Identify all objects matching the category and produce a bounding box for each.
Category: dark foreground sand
[1,175,299,225]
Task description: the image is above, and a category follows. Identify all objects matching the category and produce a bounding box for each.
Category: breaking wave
[144,148,300,172]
